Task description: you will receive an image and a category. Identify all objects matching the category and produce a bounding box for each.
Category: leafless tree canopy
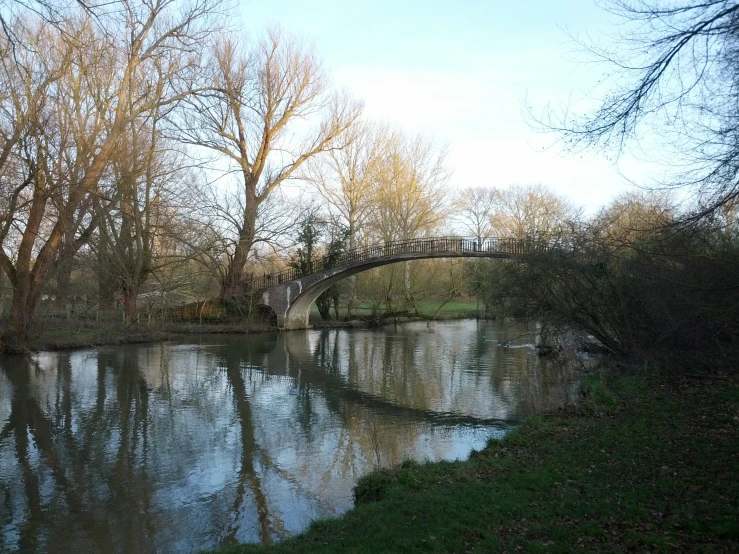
[541,0,739,219]
[0,0,224,349]
[175,27,362,296]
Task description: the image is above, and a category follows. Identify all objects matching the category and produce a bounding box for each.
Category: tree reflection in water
[0,320,561,554]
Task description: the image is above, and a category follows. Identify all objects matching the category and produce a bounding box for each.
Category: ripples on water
[0,319,567,553]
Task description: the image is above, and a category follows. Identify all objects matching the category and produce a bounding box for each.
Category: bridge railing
[246,236,553,291]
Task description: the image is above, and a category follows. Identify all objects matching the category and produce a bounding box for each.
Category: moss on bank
[210,370,739,553]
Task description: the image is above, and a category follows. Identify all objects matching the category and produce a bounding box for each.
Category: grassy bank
[25,321,275,352]
[323,300,482,320]
[24,300,483,351]
[212,370,739,553]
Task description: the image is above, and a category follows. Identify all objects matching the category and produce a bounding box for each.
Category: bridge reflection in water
[0,320,573,553]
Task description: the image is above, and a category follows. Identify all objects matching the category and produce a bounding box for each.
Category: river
[0,319,571,553]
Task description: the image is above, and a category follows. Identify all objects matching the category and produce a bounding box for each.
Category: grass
[209,370,739,553]
[413,300,481,318]
[26,319,274,351]
[28,322,168,350]
[318,300,482,320]
[25,300,481,351]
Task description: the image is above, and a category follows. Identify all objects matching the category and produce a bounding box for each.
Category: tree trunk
[403,261,416,312]
[54,251,73,309]
[221,199,258,298]
[2,276,40,353]
[97,246,117,311]
[346,275,358,318]
[331,286,341,320]
[316,285,332,321]
[1,187,56,352]
[123,287,139,326]
[345,226,357,318]
[316,297,331,321]
[221,245,249,298]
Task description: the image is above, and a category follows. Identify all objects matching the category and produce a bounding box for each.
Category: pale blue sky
[239,0,647,212]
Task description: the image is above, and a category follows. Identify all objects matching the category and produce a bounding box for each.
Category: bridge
[253,236,552,329]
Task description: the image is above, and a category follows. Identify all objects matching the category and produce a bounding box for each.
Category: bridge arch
[281,251,512,328]
[255,237,549,329]
[253,303,278,327]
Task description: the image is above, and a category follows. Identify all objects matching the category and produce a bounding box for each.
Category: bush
[353,470,394,505]
[481,221,739,365]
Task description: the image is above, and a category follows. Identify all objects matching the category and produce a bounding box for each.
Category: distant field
[310,299,482,320]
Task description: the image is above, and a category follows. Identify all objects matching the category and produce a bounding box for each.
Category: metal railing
[244,236,554,292]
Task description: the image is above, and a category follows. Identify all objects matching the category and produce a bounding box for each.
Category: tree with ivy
[315,226,351,320]
[289,217,350,321]
[289,215,321,277]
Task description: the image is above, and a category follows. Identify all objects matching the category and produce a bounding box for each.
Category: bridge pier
[259,282,308,329]
[259,272,332,329]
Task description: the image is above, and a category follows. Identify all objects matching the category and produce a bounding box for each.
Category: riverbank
[19,300,485,352]
[25,322,275,352]
[211,369,739,553]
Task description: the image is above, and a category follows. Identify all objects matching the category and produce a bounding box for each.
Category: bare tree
[454,187,499,242]
[93,108,187,324]
[0,17,95,348]
[540,0,739,221]
[302,120,386,248]
[368,130,451,306]
[302,120,387,316]
[0,0,221,351]
[592,190,676,247]
[488,184,579,241]
[369,131,450,243]
[177,28,362,297]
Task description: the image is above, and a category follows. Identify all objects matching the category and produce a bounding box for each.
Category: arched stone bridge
[254,236,551,329]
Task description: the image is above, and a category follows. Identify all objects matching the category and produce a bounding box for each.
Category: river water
[0,319,568,553]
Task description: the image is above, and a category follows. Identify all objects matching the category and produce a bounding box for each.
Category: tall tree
[177,28,362,298]
[0,18,95,349]
[94,110,187,325]
[488,184,579,241]
[368,131,450,306]
[454,186,499,242]
[302,121,387,316]
[303,120,386,248]
[0,0,220,351]
[369,131,450,243]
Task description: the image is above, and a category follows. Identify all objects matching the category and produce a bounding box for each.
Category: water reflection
[0,320,554,554]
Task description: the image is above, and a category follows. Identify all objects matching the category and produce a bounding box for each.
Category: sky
[238,0,652,213]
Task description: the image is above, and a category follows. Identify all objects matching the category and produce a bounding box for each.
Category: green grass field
[211,370,739,553]
[311,299,483,320]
